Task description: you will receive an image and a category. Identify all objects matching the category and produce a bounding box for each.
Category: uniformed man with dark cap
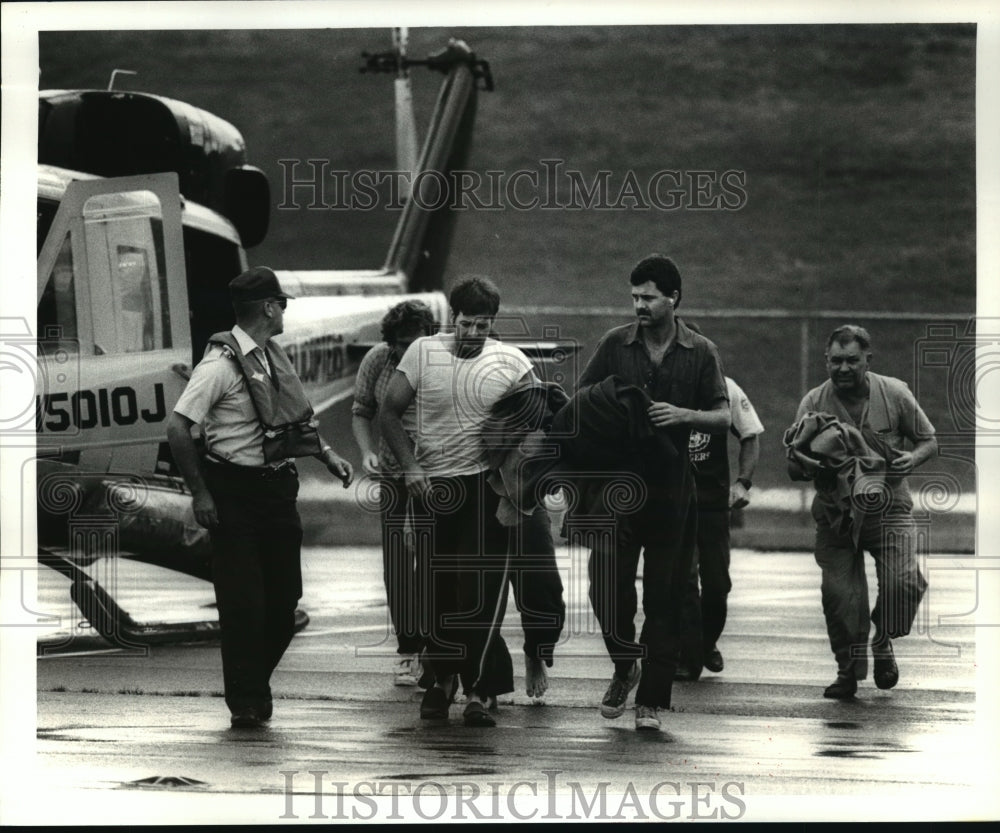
[167,266,353,729]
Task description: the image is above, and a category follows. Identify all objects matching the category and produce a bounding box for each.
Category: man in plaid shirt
[352,300,436,686]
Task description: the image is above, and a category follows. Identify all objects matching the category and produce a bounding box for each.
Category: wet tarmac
[11,546,1000,823]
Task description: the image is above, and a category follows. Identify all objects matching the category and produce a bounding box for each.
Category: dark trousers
[587,490,698,709]
[413,471,514,699]
[379,475,425,655]
[509,505,565,667]
[813,508,927,680]
[204,460,303,715]
[679,505,733,672]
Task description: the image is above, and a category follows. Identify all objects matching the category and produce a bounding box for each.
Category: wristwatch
[736,477,752,490]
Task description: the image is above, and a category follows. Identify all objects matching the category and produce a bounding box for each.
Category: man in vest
[167,266,353,729]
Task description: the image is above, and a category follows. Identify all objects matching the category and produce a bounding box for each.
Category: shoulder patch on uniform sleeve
[202,343,236,365]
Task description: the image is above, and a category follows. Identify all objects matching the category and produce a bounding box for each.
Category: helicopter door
[36,173,191,472]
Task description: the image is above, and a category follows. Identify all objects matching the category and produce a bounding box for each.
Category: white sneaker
[394,654,420,686]
[635,704,661,731]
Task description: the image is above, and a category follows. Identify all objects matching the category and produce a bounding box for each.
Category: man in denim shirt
[576,254,729,732]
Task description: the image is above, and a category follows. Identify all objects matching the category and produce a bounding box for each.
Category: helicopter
[32,32,565,651]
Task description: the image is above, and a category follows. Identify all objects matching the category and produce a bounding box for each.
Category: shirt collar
[675,318,695,348]
[232,324,264,357]
[623,317,695,348]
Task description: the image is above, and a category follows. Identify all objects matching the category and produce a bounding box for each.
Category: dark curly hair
[380,299,436,344]
[630,254,682,308]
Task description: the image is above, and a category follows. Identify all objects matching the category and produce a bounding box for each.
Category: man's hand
[647,401,690,428]
[192,491,219,529]
[403,468,432,501]
[361,451,381,476]
[729,481,750,510]
[889,450,915,475]
[324,451,354,487]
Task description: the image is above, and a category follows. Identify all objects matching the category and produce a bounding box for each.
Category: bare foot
[525,655,548,699]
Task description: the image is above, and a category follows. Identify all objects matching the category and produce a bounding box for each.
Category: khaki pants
[813,510,927,680]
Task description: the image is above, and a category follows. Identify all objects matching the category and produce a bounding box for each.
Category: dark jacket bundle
[482,380,569,526]
[783,410,898,547]
[553,375,678,466]
[549,375,680,526]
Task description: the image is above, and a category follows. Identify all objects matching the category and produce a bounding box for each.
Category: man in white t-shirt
[380,278,534,727]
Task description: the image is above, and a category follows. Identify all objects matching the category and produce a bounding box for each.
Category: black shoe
[463,700,496,727]
[873,641,899,690]
[673,665,701,682]
[704,646,724,673]
[420,686,451,720]
[230,706,265,729]
[823,673,858,700]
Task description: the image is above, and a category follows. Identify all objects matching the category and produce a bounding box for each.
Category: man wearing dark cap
[574,254,729,732]
[167,266,353,729]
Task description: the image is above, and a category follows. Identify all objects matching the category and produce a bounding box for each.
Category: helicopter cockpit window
[37,233,79,357]
[82,190,172,354]
[115,245,157,352]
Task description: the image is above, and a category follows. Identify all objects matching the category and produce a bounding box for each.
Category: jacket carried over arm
[551,375,680,527]
[482,379,570,526]
[783,410,898,547]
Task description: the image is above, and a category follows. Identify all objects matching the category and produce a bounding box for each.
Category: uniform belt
[205,452,296,479]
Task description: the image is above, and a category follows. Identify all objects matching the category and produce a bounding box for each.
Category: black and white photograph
[1,0,998,825]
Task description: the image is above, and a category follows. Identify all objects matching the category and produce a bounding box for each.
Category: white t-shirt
[396,333,533,476]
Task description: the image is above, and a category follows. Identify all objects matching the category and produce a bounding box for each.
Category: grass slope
[37,25,977,493]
